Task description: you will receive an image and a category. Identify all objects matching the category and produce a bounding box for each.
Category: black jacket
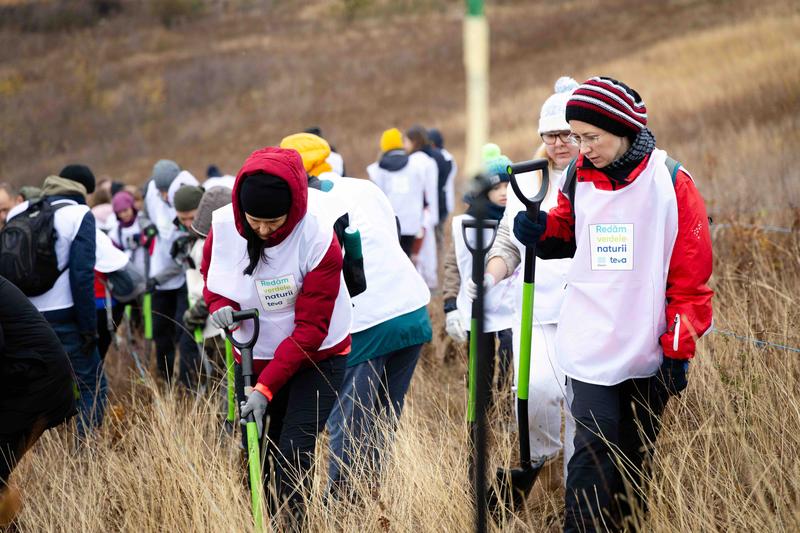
[0,276,75,436]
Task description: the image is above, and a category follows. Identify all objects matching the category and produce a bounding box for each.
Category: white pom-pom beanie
[538,76,579,133]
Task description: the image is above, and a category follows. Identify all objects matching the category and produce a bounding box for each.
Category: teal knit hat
[481,143,511,184]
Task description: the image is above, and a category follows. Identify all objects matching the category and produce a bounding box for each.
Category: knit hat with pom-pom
[481,143,511,185]
[538,76,579,134]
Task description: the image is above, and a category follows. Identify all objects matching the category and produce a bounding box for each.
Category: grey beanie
[191,186,232,238]
[151,159,181,191]
[173,185,204,213]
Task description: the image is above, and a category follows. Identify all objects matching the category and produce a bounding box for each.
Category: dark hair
[405,124,429,153]
[242,219,268,276]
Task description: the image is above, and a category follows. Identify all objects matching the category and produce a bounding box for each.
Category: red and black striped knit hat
[565,77,647,138]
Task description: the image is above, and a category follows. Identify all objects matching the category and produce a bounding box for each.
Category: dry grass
[3,0,800,531]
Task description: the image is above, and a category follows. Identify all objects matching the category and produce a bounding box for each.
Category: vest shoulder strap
[664,155,682,186]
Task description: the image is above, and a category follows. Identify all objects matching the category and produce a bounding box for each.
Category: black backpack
[0,199,67,296]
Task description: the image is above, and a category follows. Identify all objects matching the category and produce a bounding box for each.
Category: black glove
[513,210,548,247]
[183,299,209,330]
[145,277,159,292]
[659,357,689,396]
[79,331,98,355]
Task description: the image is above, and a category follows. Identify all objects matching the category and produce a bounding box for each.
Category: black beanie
[59,164,96,194]
[240,173,292,219]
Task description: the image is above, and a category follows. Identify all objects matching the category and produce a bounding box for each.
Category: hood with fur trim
[231,147,308,247]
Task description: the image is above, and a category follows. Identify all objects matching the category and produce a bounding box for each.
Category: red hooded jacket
[201,147,350,398]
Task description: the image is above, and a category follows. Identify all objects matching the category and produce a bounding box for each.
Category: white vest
[94,229,129,273]
[311,174,430,332]
[145,180,188,290]
[206,203,352,361]
[367,159,426,237]
[110,217,146,277]
[13,199,91,313]
[504,166,572,325]
[556,149,678,385]
[452,214,514,333]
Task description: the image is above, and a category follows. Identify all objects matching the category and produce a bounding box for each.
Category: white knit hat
[538,76,579,133]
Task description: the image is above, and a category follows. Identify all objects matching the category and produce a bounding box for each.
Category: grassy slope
[4,0,800,531]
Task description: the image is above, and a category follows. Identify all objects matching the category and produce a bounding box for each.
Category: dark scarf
[594,127,656,183]
[464,193,505,221]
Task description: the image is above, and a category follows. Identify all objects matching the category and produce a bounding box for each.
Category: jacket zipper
[672,313,680,352]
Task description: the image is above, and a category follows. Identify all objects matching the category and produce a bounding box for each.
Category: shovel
[224,308,265,531]
[224,338,236,435]
[488,158,551,512]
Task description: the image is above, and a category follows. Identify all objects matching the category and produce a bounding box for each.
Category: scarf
[599,127,656,183]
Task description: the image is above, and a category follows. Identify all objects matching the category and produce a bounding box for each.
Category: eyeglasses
[567,133,603,147]
[541,131,572,145]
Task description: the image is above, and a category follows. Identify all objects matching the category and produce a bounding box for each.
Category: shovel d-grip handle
[507,158,550,220]
[224,308,260,389]
[461,218,499,255]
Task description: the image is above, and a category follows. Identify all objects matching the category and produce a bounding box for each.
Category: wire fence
[713,327,800,354]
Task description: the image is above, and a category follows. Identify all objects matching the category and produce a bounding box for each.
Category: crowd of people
[0,76,713,532]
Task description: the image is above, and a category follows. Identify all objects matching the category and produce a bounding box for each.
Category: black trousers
[565,376,670,532]
[151,284,200,388]
[236,355,345,528]
[466,328,513,403]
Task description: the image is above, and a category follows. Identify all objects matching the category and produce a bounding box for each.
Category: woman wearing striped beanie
[512,76,714,531]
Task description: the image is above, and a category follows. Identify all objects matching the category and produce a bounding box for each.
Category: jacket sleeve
[537,189,577,260]
[442,240,460,311]
[660,170,713,360]
[487,216,522,276]
[257,235,345,395]
[70,211,97,333]
[200,227,239,314]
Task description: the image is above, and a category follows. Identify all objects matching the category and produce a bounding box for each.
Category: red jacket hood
[232,146,308,247]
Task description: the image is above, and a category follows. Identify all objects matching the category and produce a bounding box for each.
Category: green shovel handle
[143,293,153,340]
[245,419,264,531]
[225,339,236,423]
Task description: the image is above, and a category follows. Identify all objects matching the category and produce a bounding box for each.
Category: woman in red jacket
[513,77,713,532]
[201,147,351,525]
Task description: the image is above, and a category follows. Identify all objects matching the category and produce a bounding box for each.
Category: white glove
[240,389,269,438]
[445,310,468,343]
[210,305,239,330]
[466,273,496,301]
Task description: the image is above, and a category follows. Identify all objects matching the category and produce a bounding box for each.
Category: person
[143,161,201,387]
[405,125,440,290]
[304,126,346,176]
[202,147,351,526]
[184,186,232,396]
[204,165,236,191]
[93,229,131,360]
[90,186,115,233]
[444,145,515,398]
[5,165,104,437]
[17,186,41,203]
[367,128,429,258]
[110,190,146,277]
[280,133,432,496]
[0,183,20,229]
[512,76,713,531]
[427,128,457,224]
[0,275,76,527]
[483,77,580,488]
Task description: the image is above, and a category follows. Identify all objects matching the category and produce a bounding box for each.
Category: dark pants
[326,344,422,490]
[96,304,125,360]
[565,376,670,532]
[51,321,107,438]
[151,284,200,389]
[236,355,345,528]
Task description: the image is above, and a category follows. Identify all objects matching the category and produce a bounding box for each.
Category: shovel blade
[488,460,544,512]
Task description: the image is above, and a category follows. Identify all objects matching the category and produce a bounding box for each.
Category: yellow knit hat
[279,133,333,177]
[380,128,404,153]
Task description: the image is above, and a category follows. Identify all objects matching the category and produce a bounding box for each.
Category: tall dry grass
[4,0,800,531]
